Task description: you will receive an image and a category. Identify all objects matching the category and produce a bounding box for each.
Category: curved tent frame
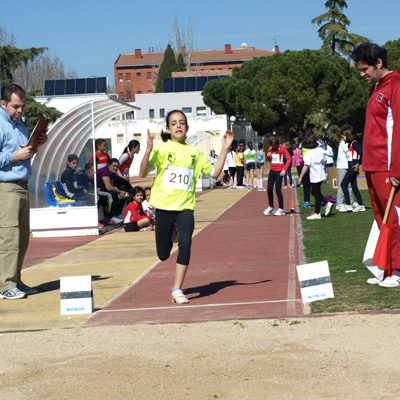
[29,96,140,208]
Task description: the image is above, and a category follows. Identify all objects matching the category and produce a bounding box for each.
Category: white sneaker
[353,205,366,212]
[325,202,333,216]
[171,289,189,304]
[274,208,285,216]
[110,216,122,224]
[378,275,400,288]
[337,204,346,211]
[367,277,381,285]
[339,205,353,212]
[0,287,27,299]
[236,186,244,189]
[257,187,267,191]
[307,213,321,220]
[352,202,359,208]
[263,206,275,216]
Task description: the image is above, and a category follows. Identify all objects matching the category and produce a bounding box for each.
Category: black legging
[155,209,194,266]
[341,163,363,206]
[311,181,327,214]
[299,163,310,202]
[229,167,236,182]
[97,188,125,218]
[267,170,284,209]
[236,166,244,186]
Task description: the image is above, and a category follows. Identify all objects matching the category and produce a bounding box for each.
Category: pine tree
[155,44,178,93]
[177,53,186,72]
[0,45,47,90]
[0,43,61,133]
[311,0,367,56]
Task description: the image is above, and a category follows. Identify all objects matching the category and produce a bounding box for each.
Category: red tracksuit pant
[366,171,400,276]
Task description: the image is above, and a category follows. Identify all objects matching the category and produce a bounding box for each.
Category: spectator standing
[336,133,354,210]
[298,134,333,220]
[244,142,256,188]
[226,146,237,188]
[263,136,292,216]
[339,125,365,213]
[351,42,400,287]
[0,84,47,299]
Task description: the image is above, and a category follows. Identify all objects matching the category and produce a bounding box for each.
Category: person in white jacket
[336,134,354,210]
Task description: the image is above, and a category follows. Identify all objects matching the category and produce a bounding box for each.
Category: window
[126,91,132,101]
[118,73,123,82]
[182,107,192,117]
[136,72,141,77]
[159,108,165,118]
[196,107,207,116]
[122,111,134,121]
[117,134,124,143]
[147,71,152,80]
[137,91,142,94]
[118,92,124,99]
[126,73,131,82]
[149,109,155,118]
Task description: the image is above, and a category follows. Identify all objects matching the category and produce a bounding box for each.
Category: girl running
[139,110,234,304]
[298,134,333,220]
[263,136,292,216]
[123,186,154,232]
[256,143,266,191]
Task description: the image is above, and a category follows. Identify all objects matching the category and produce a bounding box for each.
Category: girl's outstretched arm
[139,130,153,178]
[211,130,234,178]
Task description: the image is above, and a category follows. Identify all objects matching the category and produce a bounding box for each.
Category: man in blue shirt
[0,84,47,299]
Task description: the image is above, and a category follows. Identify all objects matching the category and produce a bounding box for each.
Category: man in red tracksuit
[351,43,400,287]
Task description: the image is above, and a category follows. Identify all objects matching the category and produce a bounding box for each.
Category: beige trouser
[0,182,30,292]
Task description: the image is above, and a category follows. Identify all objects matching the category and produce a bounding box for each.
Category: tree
[202,50,369,141]
[0,23,61,132]
[155,44,178,93]
[202,77,237,116]
[176,53,186,72]
[12,53,78,94]
[311,0,367,56]
[0,24,16,46]
[384,38,400,72]
[173,13,193,71]
[23,90,62,135]
[0,45,47,90]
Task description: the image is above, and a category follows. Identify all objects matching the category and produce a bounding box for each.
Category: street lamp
[230,115,236,131]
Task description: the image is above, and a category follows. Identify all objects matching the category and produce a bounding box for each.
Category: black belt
[1,180,28,185]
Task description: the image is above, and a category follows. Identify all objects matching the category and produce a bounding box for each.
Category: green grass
[296,184,400,314]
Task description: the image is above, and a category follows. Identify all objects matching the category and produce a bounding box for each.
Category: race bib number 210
[163,165,194,191]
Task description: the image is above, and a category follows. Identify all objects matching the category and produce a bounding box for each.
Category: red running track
[86,187,304,326]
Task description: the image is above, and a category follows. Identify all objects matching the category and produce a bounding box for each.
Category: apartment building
[114,43,278,100]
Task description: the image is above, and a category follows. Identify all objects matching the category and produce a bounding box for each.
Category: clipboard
[28,119,50,151]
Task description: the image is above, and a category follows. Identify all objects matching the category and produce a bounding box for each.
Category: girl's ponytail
[161,130,171,142]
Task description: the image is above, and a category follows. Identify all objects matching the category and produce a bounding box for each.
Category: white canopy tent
[29,96,140,237]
